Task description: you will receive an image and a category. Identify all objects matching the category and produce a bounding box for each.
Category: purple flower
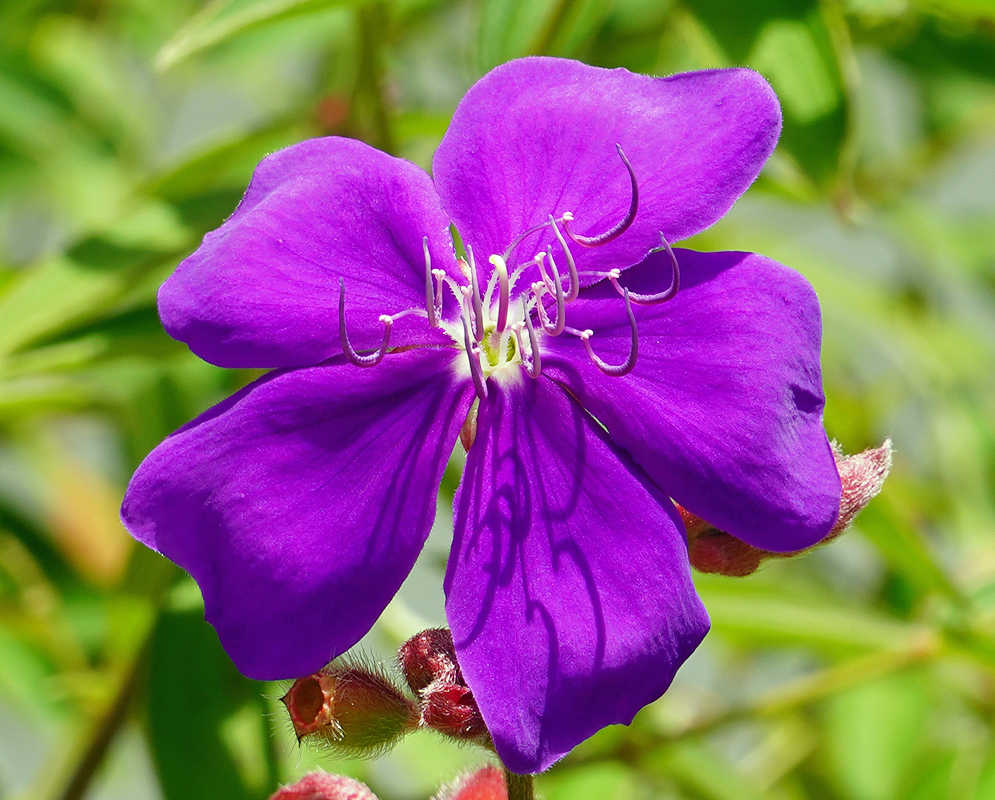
[122,57,841,773]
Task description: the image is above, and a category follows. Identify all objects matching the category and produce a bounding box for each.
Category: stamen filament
[549,215,579,302]
[461,316,488,400]
[339,278,392,367]
[609,235,680,305]
[490,254,510,333]
[580,288,638,376]
[564,144,639,248]
[467,246,484,343]
[500,214,570,263]
[387,308,429,322]
[424,237,439,327]
[516,297,541,378]
[432,268,446,317]
[534,261,565,336]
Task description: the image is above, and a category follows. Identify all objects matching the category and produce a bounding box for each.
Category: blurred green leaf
[155,0,367,70]
[538,762,642,800]
[696,574,917,653]
[823,673,929,800]
[148,604,278,800]
[654,742,772,800]
[29,15,154,155]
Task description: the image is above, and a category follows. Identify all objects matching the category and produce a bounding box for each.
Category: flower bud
[280,661,418,756]
[269,772,379,800]
[398,627,462,693]
[434,765,507,800]
[421,680,488,741]
[398,628,488,744]
[685,440,892,576]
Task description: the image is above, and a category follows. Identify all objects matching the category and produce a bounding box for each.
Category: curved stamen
[467,246,484,342]
[339,278,392,367]
[431,268,447,316]
[580,288,638,377]
[564,144,639,248]
[500,214,568,263]
[609,234,680,305]
[386,308,428,322]
[461,316,488,400]
[549,215,579,302]
[513,297,542,379]
[490,254,510,333]
[534,251,553,295]
[534,266,565,336]
[424,237,439,327]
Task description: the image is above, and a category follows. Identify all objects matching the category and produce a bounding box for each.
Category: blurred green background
[1,0,994,798]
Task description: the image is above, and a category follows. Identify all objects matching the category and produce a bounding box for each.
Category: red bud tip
[398,628,488,744]
[421,680,488,741]
[685,440,893,576]
[460,404,479,451]
[399,628,463,693]
[269,772,379,800]
[434,766,507,800]
[830,439,892,536]
[280,662,418,754]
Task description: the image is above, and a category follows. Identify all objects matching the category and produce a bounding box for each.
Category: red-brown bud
[434,765,507,800]
[269,772,379,800]
[398,628,488,744]
[398,627,463,693]
[280,661,418,756]
[421,680,488,741]
[685,440,892,576]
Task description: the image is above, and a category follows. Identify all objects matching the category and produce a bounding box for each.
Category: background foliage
[1,0,994,798]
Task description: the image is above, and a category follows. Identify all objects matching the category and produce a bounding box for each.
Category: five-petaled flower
[122,57,842,773]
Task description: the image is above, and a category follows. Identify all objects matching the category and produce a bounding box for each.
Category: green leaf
[696,574,917,653]
[477,0,611,67]
[538,762,642,800]
[155,0,367,70]
[148,606,278,800]
[822,673,929,800]
[653,742,772,800]
[0,257,123,359]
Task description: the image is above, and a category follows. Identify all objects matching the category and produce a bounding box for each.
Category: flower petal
[122,350,473,680]
[433,57,779,281]
[160,137,460,369]
[543,248,841,552]
[446,377,708,773]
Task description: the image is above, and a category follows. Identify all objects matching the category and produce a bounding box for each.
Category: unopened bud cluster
[398,628,489,744]
[268,766,507,800]
[684,440,892,576]
[280,628,488,761]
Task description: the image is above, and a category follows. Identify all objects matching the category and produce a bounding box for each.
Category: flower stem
[503,768,535,800]
[352,3,395,154]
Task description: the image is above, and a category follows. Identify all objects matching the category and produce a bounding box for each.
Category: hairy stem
[504,768,535,800]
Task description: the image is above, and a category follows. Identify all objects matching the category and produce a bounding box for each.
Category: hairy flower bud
[398,628,488,743]
[269,772,379,800]
[399,627,463,692]
[434,766,507,800]
[421,681,489,741]
[686,440,892,576]
[280,661,418,756]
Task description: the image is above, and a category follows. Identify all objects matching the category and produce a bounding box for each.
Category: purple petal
[122,350,473,680]
[160,137,459,369]
[433,57,780,283]
[446,378,709,773]
[543,248,841,552]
